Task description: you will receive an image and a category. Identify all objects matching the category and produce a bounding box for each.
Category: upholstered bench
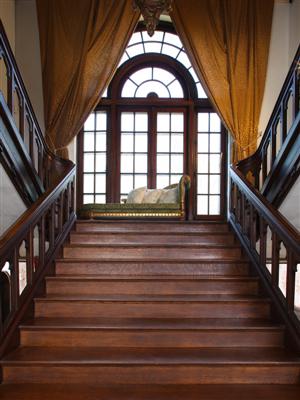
[78,175,190,220]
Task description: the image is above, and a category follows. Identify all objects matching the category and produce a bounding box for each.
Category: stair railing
[237,45,300,207]
[0,21,76,356]
[229,45,300,350]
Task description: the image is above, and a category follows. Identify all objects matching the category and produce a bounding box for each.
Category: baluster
[71,178,75,213]
[50,203,55,248]
[249,203,256,249]
[286,250,297,313]
[271,231,280,286]
[240,193,245,233]
[10,248,19,311]
[64,186,70,224]
[259,218,267,266]
[26,228,34,287]
[58,192,64,234]
[7,60,13,113]
[38,217,45,267]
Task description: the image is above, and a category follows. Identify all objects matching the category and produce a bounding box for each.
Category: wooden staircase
[1,220,300,398]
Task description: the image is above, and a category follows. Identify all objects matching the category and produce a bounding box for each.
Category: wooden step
[34,295,271,319]
[62,244,242,260]
[69,232,236,245]
[75,220,230,233]
[0,383,300,400]
[20,318,284,348]
[45,275,259,295]
[55,259,251,276]
[2,347,300,384]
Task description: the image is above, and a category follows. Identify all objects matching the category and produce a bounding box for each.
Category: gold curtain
[171,0,274,160]
[36,0,140,159]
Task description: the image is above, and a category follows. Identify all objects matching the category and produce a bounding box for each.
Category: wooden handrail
[229,165,300,350]
[0,19,77,357]
[237,45,300,206]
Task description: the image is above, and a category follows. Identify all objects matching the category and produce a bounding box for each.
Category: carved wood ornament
[133,0,173,36]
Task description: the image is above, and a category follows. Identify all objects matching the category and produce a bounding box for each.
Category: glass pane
[84,132,94,151]
[170,174,182,184]
[121,133,134,152]
[157,175,169,188]
[95,154,106,172]
[198,134,209,153]
[84,153,94,172]
[162,43,179,58]
[135,113,148,131]
[198,174,208,194]
[198,195,208,214]
[135,174,147,188]
[121,174,133,194]
[157,133,170,152]
[121,113,134,131]
[130,68,152,85]
[128,32,142,46]
[95,195,106,203]
[209,195,220,214]
[171,134,183,153]
[157,154,170,173]
[164,32,183,48]
[118,53,129,67]
[189,67,198,82]
[84,113,95,130]
[126,43,144,58]
[209,175,220,194]
[84,174,94,193]
[121,154,134,173]
[136,81,169,98]
[210,113,221,132]
[135,154,147,173]
[198,113,209,132]
[210,134,221,152]
[95,132,106,152]
[196,83,207,98]
[198,154,208,173]
[135,133,148,152]
[121,80,137,97]
[95,174,106,193]
[177,51,191,68]
[157,113,170,131]
[169,80,184,98]
[210,154,221,173]
[171,114,184,132]
[153,68,175,85]
[84,195,94,204]
[96,112,107,130]
[171,154,183,173]
[144,42,162,53]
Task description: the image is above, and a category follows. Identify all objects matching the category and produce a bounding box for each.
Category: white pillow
[158,187,178,203]
[127,187,146,203]
[143,189,162,203]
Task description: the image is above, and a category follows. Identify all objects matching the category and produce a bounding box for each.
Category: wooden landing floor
[0,384,299,400]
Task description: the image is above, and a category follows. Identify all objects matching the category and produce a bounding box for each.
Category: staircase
[1,220,300,398]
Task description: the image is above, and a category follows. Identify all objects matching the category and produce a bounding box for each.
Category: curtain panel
[171,0,274,161]
[36,0,140,159]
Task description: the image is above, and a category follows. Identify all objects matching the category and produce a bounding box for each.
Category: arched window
[77,23,226,219]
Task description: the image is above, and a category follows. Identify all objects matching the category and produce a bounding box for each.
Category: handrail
[237,45,300,205]
[0,19,77,357]
[229,165,300,349]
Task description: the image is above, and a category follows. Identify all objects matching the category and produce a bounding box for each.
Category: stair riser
[75,222,229,233]
[3,365,299,384]
[63,247,242,260]
[35,301,270,319]
[70,233,235,245]
[46,281,259,296]
[20,329,284,348]
[55,262,250,276]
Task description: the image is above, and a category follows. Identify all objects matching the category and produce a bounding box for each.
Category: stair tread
[46,275,258,282]
[3,347,300,364]
[0,384,299,400]
[56,258,249,264]
[35,294,269,302]
[20,317,283,330]
[64,243,241,248]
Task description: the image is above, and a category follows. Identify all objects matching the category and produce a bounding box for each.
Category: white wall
[259,0,300,135]
[0,0,15,53]
[15,0,44,132]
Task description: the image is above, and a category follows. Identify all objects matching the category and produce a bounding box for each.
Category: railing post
[286,250,297,313]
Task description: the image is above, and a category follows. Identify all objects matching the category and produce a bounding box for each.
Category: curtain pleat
[36,0,140,159]
[171,0,274,160]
